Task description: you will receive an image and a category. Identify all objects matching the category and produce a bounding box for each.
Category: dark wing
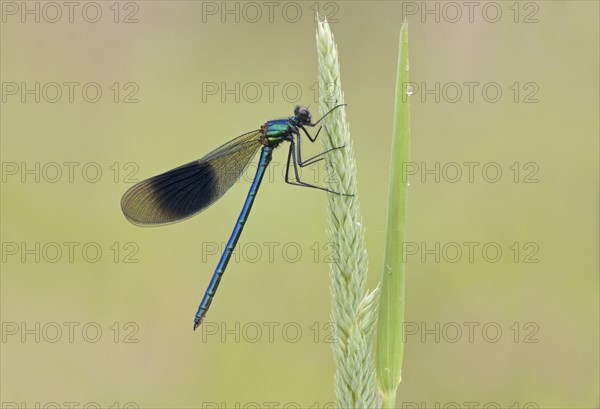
[121,130,262,226]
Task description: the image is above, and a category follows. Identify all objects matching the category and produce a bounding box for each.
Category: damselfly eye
[297,107,311,122]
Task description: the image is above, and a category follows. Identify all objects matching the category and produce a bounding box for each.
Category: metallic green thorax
[261,118,297,147]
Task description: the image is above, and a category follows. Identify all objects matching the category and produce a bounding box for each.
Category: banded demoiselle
[121,105,348,330]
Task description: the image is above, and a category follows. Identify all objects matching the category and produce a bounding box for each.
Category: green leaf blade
[376,20,411,409]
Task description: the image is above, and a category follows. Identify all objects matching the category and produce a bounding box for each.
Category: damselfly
[121,104,348,330]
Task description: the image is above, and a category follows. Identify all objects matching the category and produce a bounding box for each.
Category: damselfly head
[294,106,312,124]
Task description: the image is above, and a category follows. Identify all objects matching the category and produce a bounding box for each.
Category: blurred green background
[1,1,598,408]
